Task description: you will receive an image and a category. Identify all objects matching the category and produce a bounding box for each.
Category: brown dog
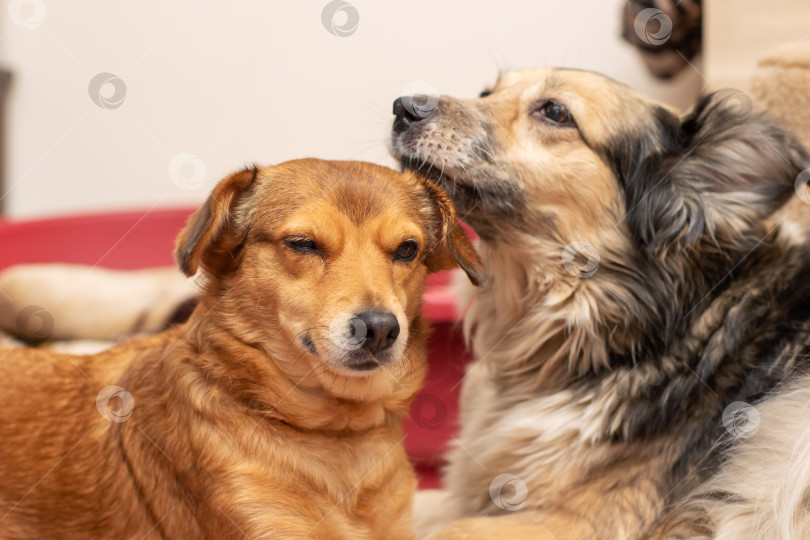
[0,159,483,539]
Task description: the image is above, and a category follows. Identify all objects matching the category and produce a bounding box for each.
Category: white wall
[1,0,702,218]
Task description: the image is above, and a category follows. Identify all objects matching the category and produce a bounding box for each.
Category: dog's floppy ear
[415,174,486,286]
[613,91,810,259]
[175,167,259,277]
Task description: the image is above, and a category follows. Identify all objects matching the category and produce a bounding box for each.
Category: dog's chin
[399,156,480,211]
[399,152,527,238]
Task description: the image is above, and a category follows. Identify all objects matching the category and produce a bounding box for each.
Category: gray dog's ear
[414,173,486,287]
[175,167,259,277]
[609,92,810,260]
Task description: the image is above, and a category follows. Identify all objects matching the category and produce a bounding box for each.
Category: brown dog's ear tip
[179,259,196,278]
[444,224,486,286]
[451,247,486,287]
[176,252,194,277]
[463,264,487,287]
[174,237,198,277]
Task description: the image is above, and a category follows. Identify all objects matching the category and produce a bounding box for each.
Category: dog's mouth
[321,350,397,378]
[301,334,318,356]
[343,354,388,372]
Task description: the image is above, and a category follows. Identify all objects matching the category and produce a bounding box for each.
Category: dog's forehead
[496,68,635,104]
[252,159,429,227]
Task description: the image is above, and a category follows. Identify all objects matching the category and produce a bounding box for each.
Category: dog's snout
[393,96,436,133]
[355,311,400,354]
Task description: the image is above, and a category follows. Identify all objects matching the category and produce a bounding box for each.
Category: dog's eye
[285,237,320,254]
[479,88,493,98]
[534,100,576,127]
[394,240,419,262]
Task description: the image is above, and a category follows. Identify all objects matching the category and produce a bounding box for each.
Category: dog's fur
[392,67,810,538]
[0,264,198,343]
[0,159,483,539]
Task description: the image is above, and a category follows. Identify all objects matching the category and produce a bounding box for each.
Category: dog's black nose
[393,96,436,133]
[354,311,400,354]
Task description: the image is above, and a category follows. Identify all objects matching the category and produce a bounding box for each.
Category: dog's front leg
[412,489,455,538]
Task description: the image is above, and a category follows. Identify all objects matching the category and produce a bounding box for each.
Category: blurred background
[0,0,708,218]
[2,0,808,219]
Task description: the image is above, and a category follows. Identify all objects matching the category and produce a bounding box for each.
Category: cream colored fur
[0,264,198,342]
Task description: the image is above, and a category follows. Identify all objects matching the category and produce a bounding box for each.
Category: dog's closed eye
[285,237,321,256]
[532,99,576,128]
